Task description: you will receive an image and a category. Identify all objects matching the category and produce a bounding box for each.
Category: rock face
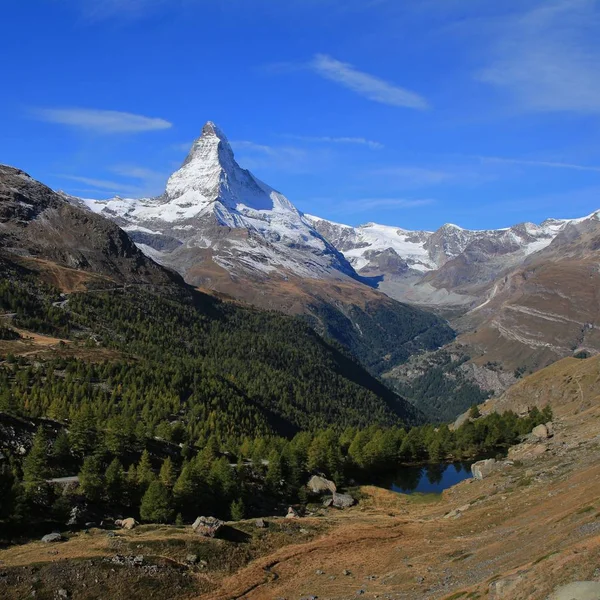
[0,165,181,290]
[471,458,496,480]
[307,475,337,494]
[332,492,355,508]
[192,516,224,537]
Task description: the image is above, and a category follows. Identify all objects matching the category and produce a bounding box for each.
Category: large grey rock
[471,458,496,480]
[42,533,63,543]
[548,582,600,600]
[531,423,550,439]
[332,492,355,508]
[307,475,336,494]
[192,516,224,537]
[115,517,137,530]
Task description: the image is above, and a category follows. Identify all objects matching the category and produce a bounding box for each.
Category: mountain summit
[80,121,354,280]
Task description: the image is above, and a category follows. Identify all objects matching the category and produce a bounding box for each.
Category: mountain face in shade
[0,164,182,290]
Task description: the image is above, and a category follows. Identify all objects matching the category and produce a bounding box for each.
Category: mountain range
[4,120,599,419]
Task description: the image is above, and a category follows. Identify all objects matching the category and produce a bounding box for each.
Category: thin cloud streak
[56,174,142,196]
[284,134,383,149]
[310,54,429,109]
[478,156,600,173]
[31,108,172,133]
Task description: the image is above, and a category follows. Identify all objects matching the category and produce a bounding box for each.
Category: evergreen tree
[159,457,176,489]
[230,497,245,521]
[105,458,125,505]
[136,450,155,489]
[79,456,104,503]
[22,427,50,492]
[140,480,174,523]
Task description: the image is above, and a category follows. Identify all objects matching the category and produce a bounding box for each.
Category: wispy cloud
[477,0,600,113]
[265,54,429,110]
[283,134,383,149]
[478,156,600,173]
[330,197,434,216]
[57,165,168,197]
[31,108,172,133]
[309,54,429,109]
[56,175,142,196]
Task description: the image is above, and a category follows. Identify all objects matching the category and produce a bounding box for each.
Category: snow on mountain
[306,214,589,276]
[75,122,355,281]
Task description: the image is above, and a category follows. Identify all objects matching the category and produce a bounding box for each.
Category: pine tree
[105,458,125,505]
[79,456,104,503]
[136,450,155,489]
[140,480,174,523]
[159,457,176,489]
[22,427,50,490]
[230,497,245,521]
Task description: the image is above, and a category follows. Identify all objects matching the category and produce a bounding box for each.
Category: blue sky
[2,0,600,230]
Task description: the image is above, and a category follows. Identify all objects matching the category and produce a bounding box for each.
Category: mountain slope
[72,122,454,375]
[0,163,424,433]
[0,164,182,291]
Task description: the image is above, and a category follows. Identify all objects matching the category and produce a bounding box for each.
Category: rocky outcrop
[548,582,600,600]
[307,475,337,494]
[332,492,355,508]
[471,458,496,480]
[191,516,223,537]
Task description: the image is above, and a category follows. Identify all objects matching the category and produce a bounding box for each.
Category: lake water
[386,462,473,494]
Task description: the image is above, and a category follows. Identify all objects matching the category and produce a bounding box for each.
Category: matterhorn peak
[201,120,228,141]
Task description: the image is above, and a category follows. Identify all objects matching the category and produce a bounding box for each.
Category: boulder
[332,492,355,508]
[531,424,550,439]
[307,475,336,494]
[115,517,137,530]
[489,572,526,598]
[192,516,224,537]
[42,533,63,543]
[322,497,334,508]
[285,506,300,519]
[471,458,496,480]
[254,518,267,528]
[548,582,600,600]
[185,554,199,565]
[545,421,554,436]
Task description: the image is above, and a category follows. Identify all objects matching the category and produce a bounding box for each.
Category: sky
[1,0,600,231]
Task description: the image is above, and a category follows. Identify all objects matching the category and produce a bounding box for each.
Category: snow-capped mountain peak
[72,122,356,281]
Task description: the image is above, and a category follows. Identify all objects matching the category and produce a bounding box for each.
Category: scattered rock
[255,518,267,528]
[115,518,137,530]
[343,569,352,576]
[489,572,527,598]
[322,497,333,508]
[192,516,224,537]
[545,421,554,436]
[307,475,337,494]
[508,442,548,461]
[316,569,325,575]
[548,581,600,600]
[471,458,496,480]
[42,533,63,543]
[332,492,355,508]
[185,554,199,565]
[532,423,551,439]
[285,506,300,519]
[56,589,68,599]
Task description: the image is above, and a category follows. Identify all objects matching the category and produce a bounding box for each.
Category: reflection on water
[387,462,473,494]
